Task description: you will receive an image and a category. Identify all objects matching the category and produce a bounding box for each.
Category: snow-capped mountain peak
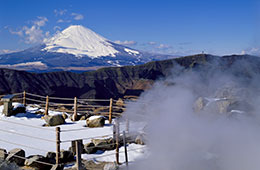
[43,25,119,58]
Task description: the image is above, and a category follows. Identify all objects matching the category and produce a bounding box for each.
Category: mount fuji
[0,25,174,72]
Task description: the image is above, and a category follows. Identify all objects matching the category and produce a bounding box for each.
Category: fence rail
[0,91,145,170]
[0,91,129,122]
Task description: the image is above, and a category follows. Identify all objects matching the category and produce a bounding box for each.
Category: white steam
[124,64,260,170]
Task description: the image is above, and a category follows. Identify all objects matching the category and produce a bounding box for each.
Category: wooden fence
[0,92,146,170]
[4,91,127,123]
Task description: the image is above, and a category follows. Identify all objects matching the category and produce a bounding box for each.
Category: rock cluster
[193,85,253,116]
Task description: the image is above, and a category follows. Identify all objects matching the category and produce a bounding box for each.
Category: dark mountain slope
[0,54,258,99]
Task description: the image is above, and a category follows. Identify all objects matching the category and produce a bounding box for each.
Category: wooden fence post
[123,131,128,166]
[109,98,113,124]
[113,124,116,141]
[115,118,120,164]
[73,97,78,121]
[45,96,49,116]
[76,140,82,170]
[56,127,61,165]
[23,91,26,106]
[126,118,129,134]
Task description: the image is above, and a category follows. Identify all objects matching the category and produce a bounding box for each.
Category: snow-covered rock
[86,116,105,127]
[44,114,65,126]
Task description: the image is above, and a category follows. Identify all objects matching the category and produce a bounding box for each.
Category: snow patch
[13,61,47,67]
[43,25,119,58]
[87,115,104,121]
[124,48,140,55]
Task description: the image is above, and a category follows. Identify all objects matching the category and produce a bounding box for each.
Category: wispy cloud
[114,40,137,46]
[156,43,172,49]
[54,9,67,16]
[241,47,260,56]
[71,13,84,20]
[33,16,48,27]
[9,16,49,44]
[148,41,157,45]
[9,29,23,36]
[0,49,19,54]
[57,19,71,23]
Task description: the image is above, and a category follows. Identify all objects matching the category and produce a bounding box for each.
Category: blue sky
[0,0,258,56]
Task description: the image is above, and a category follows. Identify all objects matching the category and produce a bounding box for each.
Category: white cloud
[148,41,157,45]
[57,19,64,23]
[33,16,48,27]
[114,40,137,46]
[9,16,49,44]
[57,19,71,23]
[156,44,172,49]
[9,29,23,36]
[241,47,260,56]
[54,9,67,16]
[0,49,19,54]
[71,13,84,20]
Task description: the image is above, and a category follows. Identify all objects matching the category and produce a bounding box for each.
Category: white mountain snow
[0,25,174,72]
[43,25,119,58]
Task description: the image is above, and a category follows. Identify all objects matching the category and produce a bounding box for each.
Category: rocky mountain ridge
[0,54,259,99]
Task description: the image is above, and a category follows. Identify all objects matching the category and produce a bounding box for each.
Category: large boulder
[24,155,51,170]
[91,138,115,151]
[6,148,25,166]
[83,142,97,154]
[86,116,105,128]
[0,148,7,160]
[44,114,65,126]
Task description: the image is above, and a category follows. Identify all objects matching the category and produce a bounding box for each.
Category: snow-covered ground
[0,103,148,165]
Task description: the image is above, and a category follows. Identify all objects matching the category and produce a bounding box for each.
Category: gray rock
[193,85,254,116]
[193,97,207,112]
[135,134,146,145]
[0,148,7,160]
[86,116,105,128]
[24,155,51,170]
[60,150,74,163]
[6,148,25,166]
[0,159,21,170]
[83,142,97,154]
[46,152,56,164]
[92,138,115,151]
[103,162,119,170]
[79,114,91,121]
[44,114,65,126]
